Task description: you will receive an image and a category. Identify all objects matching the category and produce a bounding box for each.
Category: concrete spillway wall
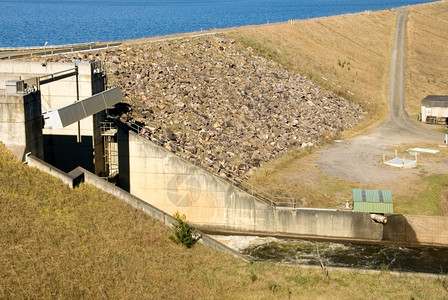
[23,124,448,247]
[118,126,384,242]
[117,126,448,246]
[384,214,448,246]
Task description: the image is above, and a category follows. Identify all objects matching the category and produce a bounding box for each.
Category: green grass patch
[231,32,280,61]
[394,174,448,216]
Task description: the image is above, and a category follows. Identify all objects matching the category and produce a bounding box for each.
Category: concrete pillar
[91,61,107,176]
[0,91,44,160]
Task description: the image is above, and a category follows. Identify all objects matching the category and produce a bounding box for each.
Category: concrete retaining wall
[384,214,448,246]
[27,155,81,188]
[118,127,385,242]
[26,144,448,248]
[26,155,246,260]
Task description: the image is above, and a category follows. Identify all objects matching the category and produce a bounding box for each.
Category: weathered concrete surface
[119,127,384,241]
[384,214,448,247]
[0,60,94,136]
[0,60,107,174]
[118,127,448,245]
[27,154,84,188]
[0,91,43,160]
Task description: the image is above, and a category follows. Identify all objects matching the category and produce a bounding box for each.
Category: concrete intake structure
[0,60,107,175]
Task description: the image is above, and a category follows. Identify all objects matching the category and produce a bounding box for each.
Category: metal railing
[0,42,98,51]
[125,119,298,209]
[101,121,118,134]
[0,42,121,60]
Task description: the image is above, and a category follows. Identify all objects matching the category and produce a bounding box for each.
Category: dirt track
[317,8,445,184]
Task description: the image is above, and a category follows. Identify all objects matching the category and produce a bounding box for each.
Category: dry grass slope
[1,142,447,298]
[406,3,448,117]
[229,8,397,135]
[231,1,447,130]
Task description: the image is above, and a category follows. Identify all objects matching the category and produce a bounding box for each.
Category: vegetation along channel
[213,236,448,274]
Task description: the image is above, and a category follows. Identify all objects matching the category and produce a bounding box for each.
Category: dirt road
[317,8,444,184]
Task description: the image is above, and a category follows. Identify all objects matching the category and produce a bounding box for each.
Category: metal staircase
[101,121,119,179]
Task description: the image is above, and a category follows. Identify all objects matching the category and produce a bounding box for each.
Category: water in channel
[211,235,448,274]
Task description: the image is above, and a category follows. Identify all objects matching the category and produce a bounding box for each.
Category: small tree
[169,212,200,248]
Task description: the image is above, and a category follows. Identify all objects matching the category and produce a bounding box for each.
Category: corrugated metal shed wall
[352,189,393,213]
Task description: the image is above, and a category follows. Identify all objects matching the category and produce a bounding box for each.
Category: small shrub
[169,212,200,248]
[380,263,389,273]
[268,282,279,293]
[437,276,448,292]
[338,59,343,67]
[250,271,258,283]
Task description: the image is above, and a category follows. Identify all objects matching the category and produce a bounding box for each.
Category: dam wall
[118,126,384,241]
[26,129,448,247]
[384,214,448,247]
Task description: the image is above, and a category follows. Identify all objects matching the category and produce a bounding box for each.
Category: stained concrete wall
[118,126,384,242]
[0,91,43,160]
[384,214,448,247]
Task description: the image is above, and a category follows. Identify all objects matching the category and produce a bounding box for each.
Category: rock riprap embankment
[35,35,365,178]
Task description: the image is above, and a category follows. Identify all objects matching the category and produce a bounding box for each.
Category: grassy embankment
[1,142,448,298]
[229,2,448,214]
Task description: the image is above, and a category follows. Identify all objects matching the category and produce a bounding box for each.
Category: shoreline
[0,1,438,50]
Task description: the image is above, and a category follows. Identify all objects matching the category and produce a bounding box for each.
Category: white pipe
[370,214,387,224]
[23,152,31,164]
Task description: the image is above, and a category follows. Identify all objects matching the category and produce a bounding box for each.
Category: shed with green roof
[352,189,393,214]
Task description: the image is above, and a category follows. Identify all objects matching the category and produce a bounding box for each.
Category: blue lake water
[0,0,436,47]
